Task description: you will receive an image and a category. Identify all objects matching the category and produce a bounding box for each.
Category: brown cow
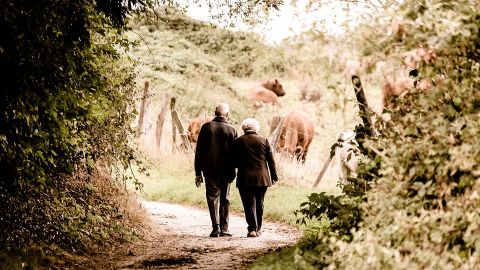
[186,116,213,149]
[381,77,415,109]
[381,75,436,109]
[248,79,285,107]
[276,110,315,163]
[403,47,436,69]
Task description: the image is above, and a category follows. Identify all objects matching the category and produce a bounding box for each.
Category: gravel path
[77,200,301,269]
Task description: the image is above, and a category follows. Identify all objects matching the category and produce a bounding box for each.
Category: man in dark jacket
[194,103,238,237]
[234,118,278,237]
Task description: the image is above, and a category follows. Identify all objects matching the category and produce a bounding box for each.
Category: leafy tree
[0,0,154,262]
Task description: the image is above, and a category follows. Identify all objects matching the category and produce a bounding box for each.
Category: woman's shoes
[210,228,221,237]
[220,231,232,237]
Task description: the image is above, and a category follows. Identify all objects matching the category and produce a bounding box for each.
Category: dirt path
[79,201,301,269]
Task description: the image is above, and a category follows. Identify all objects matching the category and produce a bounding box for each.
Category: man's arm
[194,125,207,176]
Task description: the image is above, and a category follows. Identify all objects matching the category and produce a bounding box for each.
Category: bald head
[215,103,229,117]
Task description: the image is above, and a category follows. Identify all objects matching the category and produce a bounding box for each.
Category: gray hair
[241,118,260,133]
[215,103,229,117]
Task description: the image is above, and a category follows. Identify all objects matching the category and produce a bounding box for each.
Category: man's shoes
[220,231,232,237]
[210,228,221,237]
[256,229,262,237]
[247,231,257,237]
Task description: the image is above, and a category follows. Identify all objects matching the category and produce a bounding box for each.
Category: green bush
[0,0,147,267]
[292,1,480,268]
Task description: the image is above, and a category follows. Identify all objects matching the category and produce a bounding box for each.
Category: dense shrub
[294,0,480,268]
[0,0,147,267]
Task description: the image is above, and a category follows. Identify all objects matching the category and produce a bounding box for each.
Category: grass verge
[133,151,340,227]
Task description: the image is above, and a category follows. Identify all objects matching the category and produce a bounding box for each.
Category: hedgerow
[294,0,480,268]
[0,0,148,268]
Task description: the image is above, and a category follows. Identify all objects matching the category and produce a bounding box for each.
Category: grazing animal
[248,79,285,107]
[381,76,415,109]
[186,116,213,149]
[335,130,359,185]
[276,110,315,163]
[403,47,436,69]
[381,74,436,109]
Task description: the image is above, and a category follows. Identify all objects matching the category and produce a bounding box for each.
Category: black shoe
[220,231,232,237]
[210,229,221,237]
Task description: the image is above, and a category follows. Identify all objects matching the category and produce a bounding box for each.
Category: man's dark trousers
[205,177,231,232]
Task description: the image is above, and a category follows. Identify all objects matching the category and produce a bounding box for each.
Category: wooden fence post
[268,116,284,151]
[136,81,150,138]
[313,76,377,188]
[170,97,177,150]
[170,97,191,152]
[155,93,170,149]
[312,156,332,188]
[351,75,376,137]
[270,116,281,134]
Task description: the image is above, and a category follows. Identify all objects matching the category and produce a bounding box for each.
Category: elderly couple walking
[194,103,278,238]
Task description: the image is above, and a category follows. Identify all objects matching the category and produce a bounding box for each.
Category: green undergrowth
[0,246,56,270]
[0,1,150,268]
[0,171,144,270]
[250,247,302,270]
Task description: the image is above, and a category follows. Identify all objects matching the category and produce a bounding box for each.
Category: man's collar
[244,130,257,135]
[213,116,227,122]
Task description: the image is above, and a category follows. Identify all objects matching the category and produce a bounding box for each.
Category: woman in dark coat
[234,118,278,237]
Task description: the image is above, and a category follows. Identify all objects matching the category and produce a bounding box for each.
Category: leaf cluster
[293,0,480,268]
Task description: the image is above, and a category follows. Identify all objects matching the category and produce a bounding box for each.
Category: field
[125,8,388,225]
